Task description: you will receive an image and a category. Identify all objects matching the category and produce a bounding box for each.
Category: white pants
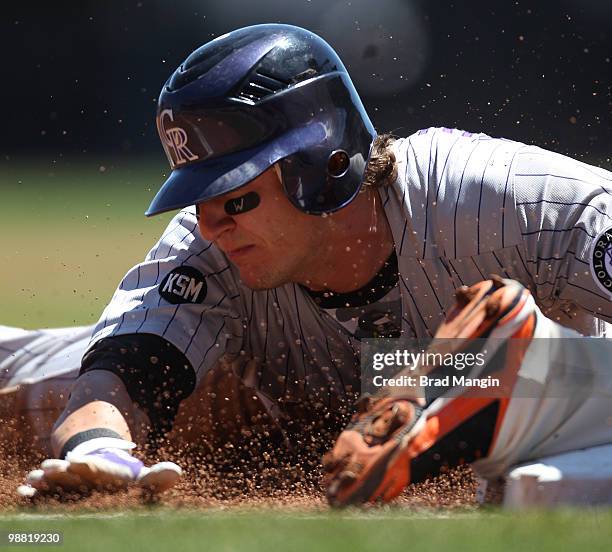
[473,311,612,479]
[0,325,93,454]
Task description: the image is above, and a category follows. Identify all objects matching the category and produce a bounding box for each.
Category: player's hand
[322,394,427,507]
[17,439,181,498]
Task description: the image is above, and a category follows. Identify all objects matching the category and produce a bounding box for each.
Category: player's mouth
[225,245,255,261]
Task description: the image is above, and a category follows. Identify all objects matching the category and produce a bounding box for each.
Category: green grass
[0,159,173,328]
[1,510,612,551]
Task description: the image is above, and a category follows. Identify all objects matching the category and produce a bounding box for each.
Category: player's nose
[197,200,236,242]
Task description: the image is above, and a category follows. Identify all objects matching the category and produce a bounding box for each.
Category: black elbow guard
[80,333,196,440]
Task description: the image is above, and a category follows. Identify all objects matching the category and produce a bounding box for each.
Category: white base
[502,444,612,508]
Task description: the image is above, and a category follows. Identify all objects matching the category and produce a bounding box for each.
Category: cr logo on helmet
[157,109,199,167]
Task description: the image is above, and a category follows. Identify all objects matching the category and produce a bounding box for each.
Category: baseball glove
[323,276,537,507]
[322,393,428,506]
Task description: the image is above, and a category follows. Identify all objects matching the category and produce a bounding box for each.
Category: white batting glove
[17,437,181,498]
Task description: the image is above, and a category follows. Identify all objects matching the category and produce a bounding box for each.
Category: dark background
[2,0,611,163]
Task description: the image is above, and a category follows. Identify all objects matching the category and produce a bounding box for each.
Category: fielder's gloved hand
[17,437,181,498]
[323,277,537,507]
[322,394,427,507]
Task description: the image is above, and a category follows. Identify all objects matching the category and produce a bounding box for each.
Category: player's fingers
[25,469,48,490]
[66,457,131,489]
[21,463,86,497]
[137,461,182,493]
[40,459,87,490]
[40,458,70,473]
[16,484,37,498]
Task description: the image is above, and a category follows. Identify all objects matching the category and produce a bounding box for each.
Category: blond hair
[363,133,398,188]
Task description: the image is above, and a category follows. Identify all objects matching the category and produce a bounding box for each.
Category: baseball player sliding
[3,24,612,503]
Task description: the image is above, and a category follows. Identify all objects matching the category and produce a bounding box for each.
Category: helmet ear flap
[279,148,364,216]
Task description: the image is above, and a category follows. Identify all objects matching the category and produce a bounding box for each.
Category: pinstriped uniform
[386,127,611,339]
[2,127,611,452]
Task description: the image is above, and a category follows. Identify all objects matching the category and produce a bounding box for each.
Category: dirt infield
[0,384,483,514]
[0,442,479,513]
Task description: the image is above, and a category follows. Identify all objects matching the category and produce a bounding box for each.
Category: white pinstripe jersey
[384,127,612,338]
[3,127,612,449]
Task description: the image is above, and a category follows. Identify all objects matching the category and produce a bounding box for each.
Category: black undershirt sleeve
[79,333,197,441]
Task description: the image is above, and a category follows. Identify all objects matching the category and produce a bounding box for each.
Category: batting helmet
[146,24,376,217]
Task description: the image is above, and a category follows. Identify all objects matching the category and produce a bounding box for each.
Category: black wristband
[79,333,196,443]
[60,428,124,459]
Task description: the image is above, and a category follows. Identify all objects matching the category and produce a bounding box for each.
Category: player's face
[197,166,326,289]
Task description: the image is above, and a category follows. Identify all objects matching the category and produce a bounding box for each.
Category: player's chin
[237,266,288,290]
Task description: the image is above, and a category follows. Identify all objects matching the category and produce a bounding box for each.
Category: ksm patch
[159,266,208,304]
